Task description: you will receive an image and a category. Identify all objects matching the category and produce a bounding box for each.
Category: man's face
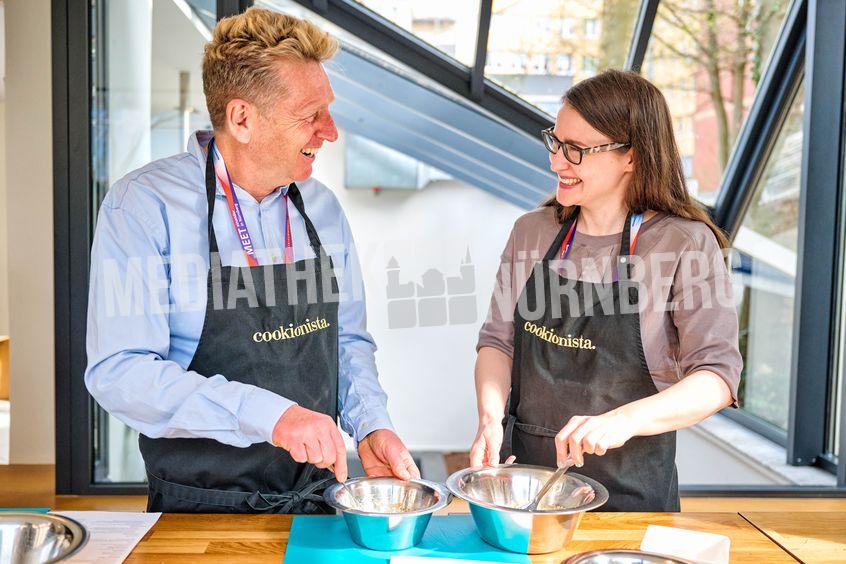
[251,59,338,184]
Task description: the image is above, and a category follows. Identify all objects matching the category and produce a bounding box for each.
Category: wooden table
[127,507,797,563]
[742,511,846,563]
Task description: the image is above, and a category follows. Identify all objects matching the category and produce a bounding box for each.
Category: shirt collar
[188,129,291,202]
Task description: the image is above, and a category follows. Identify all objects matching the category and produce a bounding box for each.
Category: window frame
[52,0,251,496]
[53,0,846,494]
[711,0,846,483]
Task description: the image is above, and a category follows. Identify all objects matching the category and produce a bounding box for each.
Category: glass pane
[643,0,791,205]
[259,0,441,82]
[353,0,481,66]
[90,0,212,483]
[185,0,216,31]
[834,313,843,457]
[832,145,846,460]
[485,0,641,115]
[732,82,803,431]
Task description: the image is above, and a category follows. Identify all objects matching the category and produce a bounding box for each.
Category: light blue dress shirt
[85,130,393,448]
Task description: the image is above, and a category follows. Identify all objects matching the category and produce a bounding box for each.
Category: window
[353,0,481,66]
[561,17,576,37]
[830,145,846,462]
[485,0,639,115]
[89,0,213,484]
[837,371,843,460]
[643,0,791,206]
[584,18,600,38]
[528,53,548,75]
[732,83,804,431]
[581,55,597,74]
[555,54,572,74]
[833,311,844,459]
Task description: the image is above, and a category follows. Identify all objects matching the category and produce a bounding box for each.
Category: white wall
[677,428,783,485]
[5,0,54,463]
[314,131,525,450]
[0,2,9,336]
[0,100,8,337]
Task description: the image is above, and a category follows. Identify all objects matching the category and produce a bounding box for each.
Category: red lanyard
[283,195,293,264]
[211,140,293,266]
[559,214,644,260]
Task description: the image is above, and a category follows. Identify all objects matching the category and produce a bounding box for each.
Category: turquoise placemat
[284,515,531,563]
[0,508,50,513]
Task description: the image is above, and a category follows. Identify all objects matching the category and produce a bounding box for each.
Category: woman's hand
[555,410,639,467]
[471,347,513,468]
[554,371,733,467]
[469,419,504,468]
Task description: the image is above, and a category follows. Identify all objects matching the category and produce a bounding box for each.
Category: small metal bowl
[564,550,695,563]
[0,512,88,563]
[447,464,608,554]
[323,477,451,551]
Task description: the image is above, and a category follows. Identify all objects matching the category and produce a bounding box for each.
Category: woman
[470,69,741,512]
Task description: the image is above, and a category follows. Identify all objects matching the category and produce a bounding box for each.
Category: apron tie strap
[244,475,335,512]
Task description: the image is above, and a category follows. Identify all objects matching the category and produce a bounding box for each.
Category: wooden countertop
[126,506,798,563]
[741,511,846,563]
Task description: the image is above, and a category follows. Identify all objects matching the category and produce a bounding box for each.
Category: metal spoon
[329,464,362,510]
[521,458,576,511]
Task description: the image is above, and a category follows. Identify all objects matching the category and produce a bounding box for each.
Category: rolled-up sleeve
[669,228,742,407]
[477,225,518,357]
[85,186,295,448]
[334,209,394,443]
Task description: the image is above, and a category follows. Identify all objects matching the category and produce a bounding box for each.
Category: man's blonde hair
[202,7,338,130]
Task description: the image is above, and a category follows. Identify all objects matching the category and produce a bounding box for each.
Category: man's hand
[357,429,420,481]
[272,405,348,482]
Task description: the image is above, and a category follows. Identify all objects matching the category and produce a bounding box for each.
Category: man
[85,7,418,513]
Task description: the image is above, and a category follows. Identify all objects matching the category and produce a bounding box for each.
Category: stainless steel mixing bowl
[446,464,608,554]
[563,550,696,563]
[0,513,88,563]
[323,477,451,551]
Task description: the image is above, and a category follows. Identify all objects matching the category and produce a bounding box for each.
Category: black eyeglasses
[541,127,630,165]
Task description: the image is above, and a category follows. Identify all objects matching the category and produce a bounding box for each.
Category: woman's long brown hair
[543,69,728,248]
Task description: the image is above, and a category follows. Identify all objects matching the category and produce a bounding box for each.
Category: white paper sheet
[640,524,731,564]
[53,511,161,563]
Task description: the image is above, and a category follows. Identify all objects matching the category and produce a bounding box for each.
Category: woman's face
[550,103,634,209]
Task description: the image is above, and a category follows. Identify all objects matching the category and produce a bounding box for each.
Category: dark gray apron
[502,210,680,512]
[138,146,339,513]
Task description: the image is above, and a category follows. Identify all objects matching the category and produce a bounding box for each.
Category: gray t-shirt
[477,206,742,405]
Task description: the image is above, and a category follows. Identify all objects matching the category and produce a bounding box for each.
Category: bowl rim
[0,512,90,563]
[445,463,609,514]
[563,549,696,564]
[323,476,452,517]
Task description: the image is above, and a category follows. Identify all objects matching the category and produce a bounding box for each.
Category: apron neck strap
[619,210,634,256]
[616,210,636,281]
[204,141,327,262]
[204,142,221,256]
[286,182,325,259]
